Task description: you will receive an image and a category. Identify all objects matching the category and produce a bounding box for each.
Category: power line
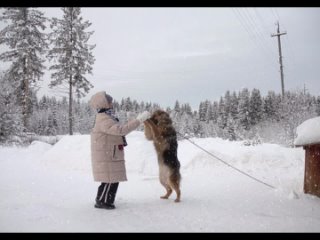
[232,8,278,73]
[242,8,277,57]
[252,8,278,56]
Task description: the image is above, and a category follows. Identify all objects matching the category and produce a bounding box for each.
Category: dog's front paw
[160,195,169,199]
[174,198,180,203]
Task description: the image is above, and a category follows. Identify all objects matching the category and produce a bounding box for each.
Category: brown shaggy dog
[143,110,181,202]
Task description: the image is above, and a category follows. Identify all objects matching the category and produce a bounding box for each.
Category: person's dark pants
[96,182,119,205]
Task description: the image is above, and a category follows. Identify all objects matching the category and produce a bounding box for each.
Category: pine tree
[181,103,192,115]
[145,102,152,111]
[263,91,278,121]
[0,71,23,143]
[174,100,180,113]
[199,100,209,122]
[46,112,56,136]
[211,101,219,124]
[279,91,317,146]
[132,99,139,112]
[225,113,236,141]
[0,8,48,130]
[238,88,251,130]
[249,88,263,126]
[123,97,133,111]
[229,91,239,120]
[316,96,320,116]
[224,90,231,117]
[113,100,120,112]
[47,7,95,135]
[206,102,214,123]
[217,97,227,129]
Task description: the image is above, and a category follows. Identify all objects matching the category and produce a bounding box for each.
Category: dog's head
[150,110,172,126]
[143,110,173,141]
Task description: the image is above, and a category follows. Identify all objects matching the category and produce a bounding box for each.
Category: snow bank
[294,116,320,146]
[28,141,52,153]
[39,131,304,192]
[41,135,91,172]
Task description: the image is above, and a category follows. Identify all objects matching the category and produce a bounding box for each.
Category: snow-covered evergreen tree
[174,100,180,113]
[229,91,239,120]
[249,88,263,126]
[181,103,192,116]
[123,97,133,111]
[217,97,227,129]
[206,102,214,123]
[263,91,278,121]
[224,91,231,117]
[278,91,316,146]
[132,99,139,112]
[47,7,95,135]
[225,113,237,141]
[0,71,23,143]
[238,88,251,130]
[0,8,48,130]
[211,101,219,124]
[316,96,320,116]
[199,100,209,122]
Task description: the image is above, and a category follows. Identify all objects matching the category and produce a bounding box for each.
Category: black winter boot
[95,182,119,210]
[95,200,115,210]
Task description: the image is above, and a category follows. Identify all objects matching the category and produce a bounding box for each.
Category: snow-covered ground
[0,131,320,232]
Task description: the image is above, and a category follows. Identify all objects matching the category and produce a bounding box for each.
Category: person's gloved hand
[136,111,151,123]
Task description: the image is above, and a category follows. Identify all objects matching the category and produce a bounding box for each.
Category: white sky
[1,7,320,109]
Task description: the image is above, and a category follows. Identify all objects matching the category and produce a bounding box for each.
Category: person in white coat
[89,91,150,209]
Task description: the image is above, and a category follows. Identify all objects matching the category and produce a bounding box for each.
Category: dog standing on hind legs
[143,110,181,202]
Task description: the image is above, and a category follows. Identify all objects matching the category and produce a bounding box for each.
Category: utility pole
[271,21,287,97]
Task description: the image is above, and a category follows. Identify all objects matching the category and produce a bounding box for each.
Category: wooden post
[304,145,320,197]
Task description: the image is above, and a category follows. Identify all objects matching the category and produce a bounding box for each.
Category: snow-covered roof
[294,116,320,146]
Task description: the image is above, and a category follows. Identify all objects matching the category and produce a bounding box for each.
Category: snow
[294,116,320,146]
[1,131,320,232]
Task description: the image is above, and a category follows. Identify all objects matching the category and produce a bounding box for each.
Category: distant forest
[1,75,319,147]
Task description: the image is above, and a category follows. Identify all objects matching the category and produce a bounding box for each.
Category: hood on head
[89,91,113,110]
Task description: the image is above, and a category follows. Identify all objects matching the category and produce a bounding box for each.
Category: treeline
[172,89,320,146]
[1,70,319,147]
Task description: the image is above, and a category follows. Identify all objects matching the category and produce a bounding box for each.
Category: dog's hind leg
[160,185,172,199]
[169,177,181,203]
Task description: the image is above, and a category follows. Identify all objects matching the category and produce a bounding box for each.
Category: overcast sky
[1,7,320,109]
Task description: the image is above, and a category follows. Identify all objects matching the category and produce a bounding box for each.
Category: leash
[177,132,276,190]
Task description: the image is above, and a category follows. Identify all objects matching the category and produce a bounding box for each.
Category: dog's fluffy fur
[143,110,181,202]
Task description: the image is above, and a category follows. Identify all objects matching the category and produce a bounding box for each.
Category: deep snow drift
[0,131,320,232]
